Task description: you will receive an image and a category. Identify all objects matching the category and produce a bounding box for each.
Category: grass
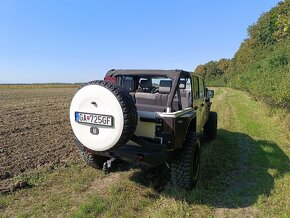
[0,161,102,217]
[0,87,289,217]
[71,195,107,218]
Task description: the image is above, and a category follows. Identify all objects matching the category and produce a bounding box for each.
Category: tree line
[195,0,290,108]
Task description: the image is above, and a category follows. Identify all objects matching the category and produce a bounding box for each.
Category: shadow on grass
[129,129,290,208]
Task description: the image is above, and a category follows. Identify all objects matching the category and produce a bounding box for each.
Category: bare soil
[0,87,80,190]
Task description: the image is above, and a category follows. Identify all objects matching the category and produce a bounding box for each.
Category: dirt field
[0,87,79,189]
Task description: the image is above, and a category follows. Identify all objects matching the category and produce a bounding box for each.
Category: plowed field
[0,87,79,188]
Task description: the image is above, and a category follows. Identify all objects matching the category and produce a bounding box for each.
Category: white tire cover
[70,85,124,151]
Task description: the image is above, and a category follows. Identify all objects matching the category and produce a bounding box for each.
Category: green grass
[0,87,289,217]
[0,161,102,217]
[71,195,107,218]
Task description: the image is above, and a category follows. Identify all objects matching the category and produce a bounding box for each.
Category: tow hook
[134,154,144,164]
[103,158,116,174]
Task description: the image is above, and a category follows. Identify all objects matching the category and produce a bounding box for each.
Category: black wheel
[204,111,217,140]
[75,137,108,169]
[170,131,201,190]
[80,149,108,169]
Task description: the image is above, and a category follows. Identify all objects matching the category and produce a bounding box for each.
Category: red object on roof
[104,76,117,84]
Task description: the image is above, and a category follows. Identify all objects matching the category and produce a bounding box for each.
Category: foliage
[195,0,290,108]
[195,59,230,87]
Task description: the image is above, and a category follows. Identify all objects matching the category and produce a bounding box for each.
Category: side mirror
[207,90,214,98]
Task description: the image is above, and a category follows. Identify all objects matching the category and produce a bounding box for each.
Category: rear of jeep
[70,69,217,190]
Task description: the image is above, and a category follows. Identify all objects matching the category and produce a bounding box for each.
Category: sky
[0,0,282,83]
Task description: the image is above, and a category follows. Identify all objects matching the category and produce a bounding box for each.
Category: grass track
[0,87,289,217]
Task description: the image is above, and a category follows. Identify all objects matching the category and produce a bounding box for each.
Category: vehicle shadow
[129,129,290,208]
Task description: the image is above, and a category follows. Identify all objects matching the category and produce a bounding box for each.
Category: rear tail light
[162,118,174,134]
[104,76,117,84]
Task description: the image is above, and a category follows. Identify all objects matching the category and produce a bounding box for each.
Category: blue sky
[0,0,281,83]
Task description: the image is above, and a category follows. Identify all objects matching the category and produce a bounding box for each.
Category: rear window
[119,76,172,93]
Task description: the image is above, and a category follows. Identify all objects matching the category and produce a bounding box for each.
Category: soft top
[106,69,191,80]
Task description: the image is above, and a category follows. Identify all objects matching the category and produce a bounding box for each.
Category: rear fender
[160,110,196,149]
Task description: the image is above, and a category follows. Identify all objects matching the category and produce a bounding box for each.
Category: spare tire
[70,80,137,152]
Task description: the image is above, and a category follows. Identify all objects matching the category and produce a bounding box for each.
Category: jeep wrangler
[70,69,217,189]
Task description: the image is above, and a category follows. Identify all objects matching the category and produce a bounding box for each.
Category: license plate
[75,112,113,127]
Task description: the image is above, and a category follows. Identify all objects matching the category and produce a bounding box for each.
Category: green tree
[195,0,290,108]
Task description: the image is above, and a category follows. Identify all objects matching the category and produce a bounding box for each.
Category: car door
[192,75,203,133]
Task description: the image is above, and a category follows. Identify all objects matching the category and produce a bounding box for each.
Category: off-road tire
[81,80,138,149]
[170,131,201,190]
[80,149,108,169]
[204,111,217,140]
[74,137,107,169]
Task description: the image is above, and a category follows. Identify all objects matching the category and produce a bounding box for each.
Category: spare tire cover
[70,83,125,151]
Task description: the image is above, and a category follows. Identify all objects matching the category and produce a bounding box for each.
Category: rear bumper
[104,144,167,167]
[75,138,168,167]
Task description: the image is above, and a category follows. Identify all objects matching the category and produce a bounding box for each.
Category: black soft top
[106,69,191,80]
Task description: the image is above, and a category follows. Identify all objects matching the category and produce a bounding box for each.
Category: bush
[195,0,290,109]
